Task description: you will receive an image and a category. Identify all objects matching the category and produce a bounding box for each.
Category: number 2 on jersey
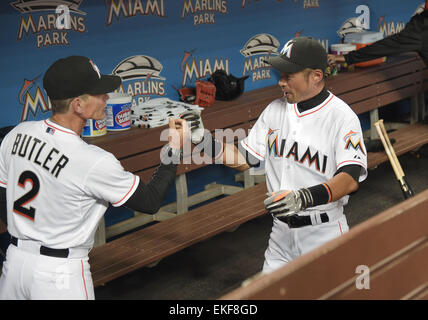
[13,170,40,221]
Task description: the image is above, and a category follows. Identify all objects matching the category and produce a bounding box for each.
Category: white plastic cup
[106,93,132,131]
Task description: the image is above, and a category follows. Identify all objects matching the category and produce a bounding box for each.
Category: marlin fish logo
[18,76,39,104]
[378,16,385,29]
[10,0,86,15]
[181,49,196,72]
[344,130,366,155]
[267,129,280,157]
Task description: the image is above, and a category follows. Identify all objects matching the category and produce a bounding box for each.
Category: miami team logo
[344,130,366,155]
[112,55,166,106]
[105,0,165,26]
[12,0,87,48]
[17,76,51,122]
[180,49,229,87]
[265,128,329,173]
[377,16,405,37]
[181,0,227,27]
[241,34,279,83]
[267,129,280,157]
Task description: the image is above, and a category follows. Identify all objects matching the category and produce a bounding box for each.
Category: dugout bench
[221,187,428,300]
[87,53,428,288]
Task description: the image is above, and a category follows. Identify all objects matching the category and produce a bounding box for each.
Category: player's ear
[70,97,83,114]
[311,69,324,84]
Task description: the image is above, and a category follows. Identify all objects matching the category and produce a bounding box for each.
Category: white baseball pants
[0,243,94,300]
[262,214,349,274]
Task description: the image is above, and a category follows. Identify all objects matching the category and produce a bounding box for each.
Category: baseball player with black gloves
[219,37,368,274]
[0,56,189,300]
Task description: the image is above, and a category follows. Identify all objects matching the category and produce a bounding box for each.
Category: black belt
[11,236,69,258]
[276,212,329,228]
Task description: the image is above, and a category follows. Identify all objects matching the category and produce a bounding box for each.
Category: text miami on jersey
[267,128,328,174]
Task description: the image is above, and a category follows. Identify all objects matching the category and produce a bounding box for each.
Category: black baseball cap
[264,36,328,73]
[43,56,122,100]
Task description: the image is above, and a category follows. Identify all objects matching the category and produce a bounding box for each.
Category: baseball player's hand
[327,54,346,65]
[264,188,315,217]
[168,118,190,150]
[179,111,204,145]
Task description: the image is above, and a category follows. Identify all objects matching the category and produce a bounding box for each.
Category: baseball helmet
[209,70,249,101]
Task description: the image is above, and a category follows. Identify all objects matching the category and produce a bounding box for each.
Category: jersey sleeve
[0,132,12,187]
[240,105,271,161]
[84,152,140,207]
[335,115,368,182]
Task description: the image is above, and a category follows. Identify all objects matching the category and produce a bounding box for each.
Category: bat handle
[399,176,414,199]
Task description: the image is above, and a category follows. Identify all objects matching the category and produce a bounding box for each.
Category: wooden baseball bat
[373,119,414,199]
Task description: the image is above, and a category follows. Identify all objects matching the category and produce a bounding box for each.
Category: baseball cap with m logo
[43,56,121,100]
[264,36,328,74]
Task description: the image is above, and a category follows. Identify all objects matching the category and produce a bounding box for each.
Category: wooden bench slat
[339,72,423,106]
[350,85,423,115]
[367,122,428,168]
[86,126,165,158]
[89,245,146,270]
[92,209,267,287]
[326,55,424,95]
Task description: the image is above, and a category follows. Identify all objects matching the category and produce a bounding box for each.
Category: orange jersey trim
[242,140,265,160]
[337,159,365,168]
[81,260,88,300]
[322,183,332,203]
[44,120,79,136]
[294,94,334,118]
[112,175,138,206]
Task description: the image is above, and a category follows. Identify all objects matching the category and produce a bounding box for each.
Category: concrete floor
[94,143,428,300]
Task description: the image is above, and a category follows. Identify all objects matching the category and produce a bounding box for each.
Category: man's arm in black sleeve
[345,14,423,65]
[123,163,177,214]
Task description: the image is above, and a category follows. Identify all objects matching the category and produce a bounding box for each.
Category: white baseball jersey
[241,92,368,213]
[0,119,139,250]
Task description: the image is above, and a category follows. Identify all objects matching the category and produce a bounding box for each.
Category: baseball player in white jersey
[221,37,368,274]
[0,56,189,299]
